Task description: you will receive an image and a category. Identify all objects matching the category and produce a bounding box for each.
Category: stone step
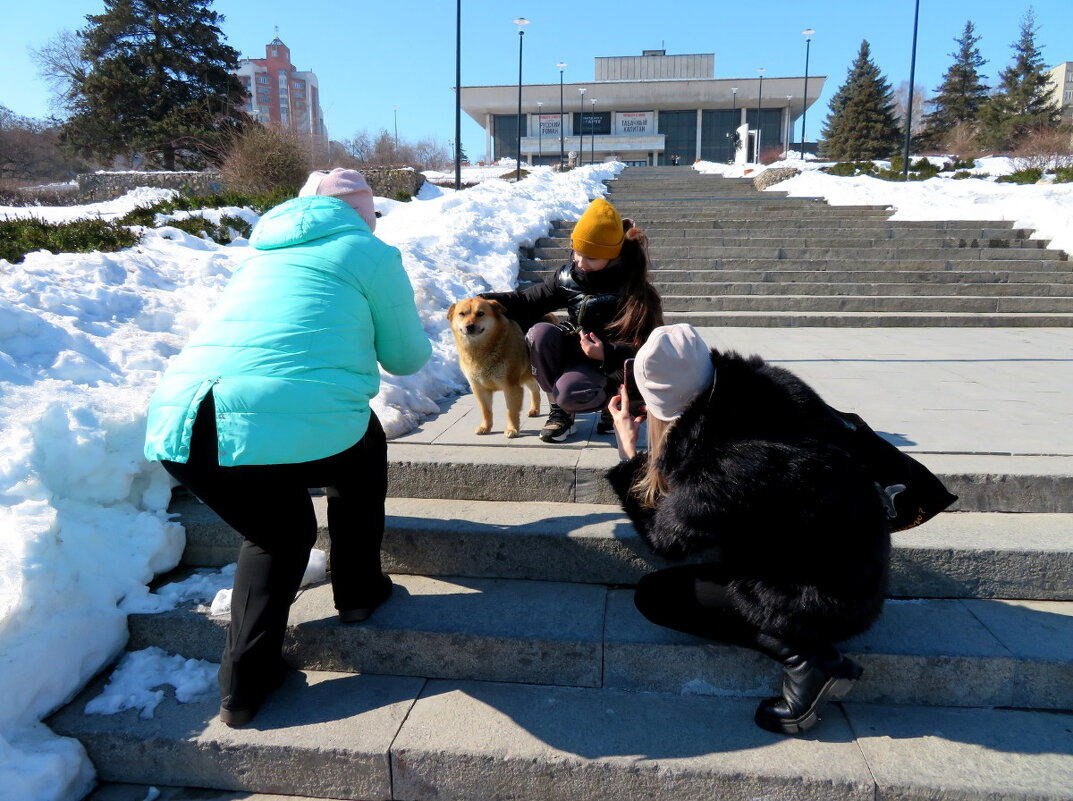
[49,670,1073,801]
[520,269,1073,285]
[521,257,1071,273]
[654,281,1073,297]
[86,786,312,801]
[600,207,897,219]
[660,295,1073,313]
[662,309,1073,327]
[532,245,1067,261]
[379,443,1073,512]
[537,233,1050,248]
[122,576,1073,710]
[174,493,1073,601]
[554,218,1019,231]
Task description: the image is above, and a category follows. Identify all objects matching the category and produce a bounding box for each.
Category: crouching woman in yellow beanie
[482,198,663,442]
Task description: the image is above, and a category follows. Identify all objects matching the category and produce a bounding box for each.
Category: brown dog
[447,297,542,438]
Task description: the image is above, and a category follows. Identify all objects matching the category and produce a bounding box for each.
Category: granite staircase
[52,167,1073,801]
[521,165,1073,327]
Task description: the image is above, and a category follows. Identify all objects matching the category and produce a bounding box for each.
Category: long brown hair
[632,414,674,508]
[604,219,663,348]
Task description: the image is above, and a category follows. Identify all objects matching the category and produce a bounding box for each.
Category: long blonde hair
[633,414,674,508]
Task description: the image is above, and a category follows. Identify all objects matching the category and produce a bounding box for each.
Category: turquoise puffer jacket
[144,196,431,466]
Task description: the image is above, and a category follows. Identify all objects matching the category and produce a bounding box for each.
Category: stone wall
[752,167,800,191]
[77,171,225,202]
[360,168,426,199]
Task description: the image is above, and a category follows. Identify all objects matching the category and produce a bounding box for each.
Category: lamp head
[802,28,815,38]
[514,17,529,33]
[557,61,567,69]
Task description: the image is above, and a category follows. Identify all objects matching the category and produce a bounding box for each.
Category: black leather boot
[754,646,863,735]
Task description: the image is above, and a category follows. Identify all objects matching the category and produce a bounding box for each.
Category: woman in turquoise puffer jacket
[144,169,431,727]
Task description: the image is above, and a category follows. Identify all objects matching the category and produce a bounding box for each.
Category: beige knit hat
[299,168,377,231]
[634,324,715,421]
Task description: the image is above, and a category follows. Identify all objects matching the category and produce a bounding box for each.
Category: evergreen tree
[921,21,989,149]
[61,0,248,170]
[977,9,1062,152]
[820,40,902,161]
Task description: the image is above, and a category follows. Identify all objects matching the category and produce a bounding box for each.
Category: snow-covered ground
[695,155,1073,255]
[1,157,1072,800]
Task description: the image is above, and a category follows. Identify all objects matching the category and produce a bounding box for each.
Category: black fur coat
[607,349,892,645]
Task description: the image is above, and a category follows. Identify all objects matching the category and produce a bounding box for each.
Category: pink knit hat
[634,324,715,421]
[299,168,377,231]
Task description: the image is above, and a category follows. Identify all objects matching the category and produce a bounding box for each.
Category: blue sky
[3,0,1068,161]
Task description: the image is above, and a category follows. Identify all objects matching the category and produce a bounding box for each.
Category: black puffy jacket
[607,349,893,645]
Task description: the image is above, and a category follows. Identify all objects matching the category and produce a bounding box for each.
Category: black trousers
[161,392,388,705]
[526,322,610,413]
[634,564,831,662]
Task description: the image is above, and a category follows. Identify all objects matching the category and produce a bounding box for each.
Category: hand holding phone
[622,358,646,417]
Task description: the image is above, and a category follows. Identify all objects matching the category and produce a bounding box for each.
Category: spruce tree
[820,40,902,161]
[921,21,989,149]
[977,9,1062,152]
[61,0,247,169]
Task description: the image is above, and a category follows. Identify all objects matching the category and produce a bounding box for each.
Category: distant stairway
[521,165,1073,327]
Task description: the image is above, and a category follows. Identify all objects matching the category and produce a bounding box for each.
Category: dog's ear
[446,301,457,321]
[485,299,506,317]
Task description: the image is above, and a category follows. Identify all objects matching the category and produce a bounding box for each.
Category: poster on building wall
[536,114,567,137]
[615,111,654,135]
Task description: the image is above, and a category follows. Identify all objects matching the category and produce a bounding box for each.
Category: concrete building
[234,36,327,143]
[460,50,825,166]
[1045,62,1073,123]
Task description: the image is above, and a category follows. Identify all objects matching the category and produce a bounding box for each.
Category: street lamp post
[578,87,586,165]
[755,68,765,162]
[513,18,529,181]
[801,28,814,156]
[557,62,567,169]
[454,0,462,190]
[590,98,596,165]
[537,101,543,163]
[902,0,920,178]
[393,105,398,154]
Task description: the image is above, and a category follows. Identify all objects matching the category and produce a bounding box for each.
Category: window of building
[700,109,740,162]
[492,114,520,161]
[293,81,303,89]
[257,76,269,84]
[657,110,697,165]
[746,108,784,158]
[572,111,611,136]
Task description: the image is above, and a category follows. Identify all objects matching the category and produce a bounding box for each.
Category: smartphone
[622,358,646,417]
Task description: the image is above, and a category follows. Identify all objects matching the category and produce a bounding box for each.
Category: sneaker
[596,407,614,435]
[540,404,576,442]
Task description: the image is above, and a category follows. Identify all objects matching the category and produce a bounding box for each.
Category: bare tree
[30,29,90,114]
[893,81,929,139]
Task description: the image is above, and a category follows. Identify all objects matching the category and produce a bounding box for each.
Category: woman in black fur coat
[606,324,892,735]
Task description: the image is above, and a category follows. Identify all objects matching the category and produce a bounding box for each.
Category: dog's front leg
[503,384,524,438]
[473,384,494,435]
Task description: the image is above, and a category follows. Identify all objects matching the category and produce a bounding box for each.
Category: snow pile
[694,156,1073,255]
[0,162,622,800]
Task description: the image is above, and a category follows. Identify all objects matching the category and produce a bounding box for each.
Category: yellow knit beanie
[571,198,624,259]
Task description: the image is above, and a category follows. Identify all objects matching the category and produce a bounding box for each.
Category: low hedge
[1,189,290,264]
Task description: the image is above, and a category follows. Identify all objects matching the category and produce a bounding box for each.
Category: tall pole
[454,0,462,190]
[578,87,586,165]
[590,98,596,165]
[537,101,543,163]
[393,105,398,153]
[784,95,792,157]
[801,29,814,156]
[557,62,567,169]
[513,18,529,182]
[756,68,765,162]
[902,0,920,178]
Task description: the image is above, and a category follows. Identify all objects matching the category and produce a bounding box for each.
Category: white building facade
[1046,62,1073,123]
[461,50,826,166]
